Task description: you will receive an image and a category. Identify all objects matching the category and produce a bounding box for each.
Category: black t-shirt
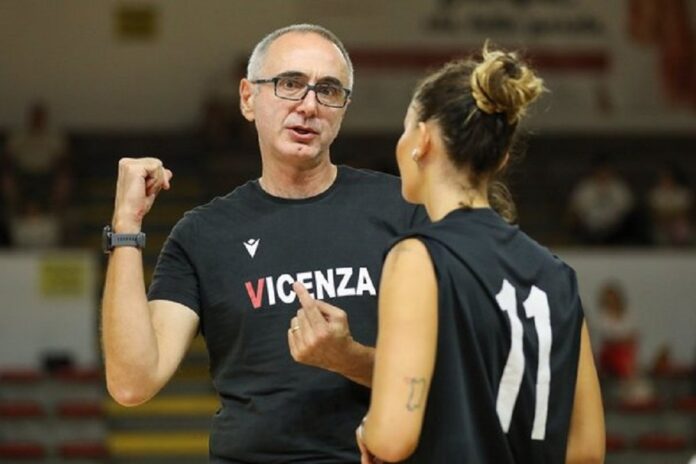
[148,166,423,463]
[397,208,583,464]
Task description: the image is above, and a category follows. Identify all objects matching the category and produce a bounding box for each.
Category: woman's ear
[239,79,255,122]
[416,121,432,161]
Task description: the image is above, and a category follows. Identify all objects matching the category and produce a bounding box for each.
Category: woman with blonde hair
[357,44,605,463]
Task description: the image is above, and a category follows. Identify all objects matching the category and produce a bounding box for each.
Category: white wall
[0,250,98,369]
[0,0,694,131]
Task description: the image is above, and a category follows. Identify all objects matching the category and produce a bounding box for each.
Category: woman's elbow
[367,430,419,462]
[371,442,418,463]
[588,446,606,464]
[568,455,604,464]
[567,444,605,464]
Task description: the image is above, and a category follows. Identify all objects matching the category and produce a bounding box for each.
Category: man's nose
[296,88,319,115]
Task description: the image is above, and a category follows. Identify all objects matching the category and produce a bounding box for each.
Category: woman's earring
[411,149,420,161]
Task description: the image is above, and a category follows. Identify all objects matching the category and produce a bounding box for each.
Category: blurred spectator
[9,200,60,248]
[594,281,659,403]
[2,102,72,236]
[203,57,251,145]
[595,281,638,379]
[200,96,235,153]
[650,344,674,376]
[568,155,637,244]
[199,58,260,197]
[647,164,693,246]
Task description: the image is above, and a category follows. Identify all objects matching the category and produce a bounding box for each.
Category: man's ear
[239,78,255,122]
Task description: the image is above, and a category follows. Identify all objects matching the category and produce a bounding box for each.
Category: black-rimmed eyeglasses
[251,75,351,108]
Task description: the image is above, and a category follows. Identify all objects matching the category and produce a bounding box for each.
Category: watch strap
[111,233,146,247]
[103,225,146,253]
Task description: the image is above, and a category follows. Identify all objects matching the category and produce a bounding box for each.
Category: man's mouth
[287,125,319,143]
[289,125,318,135]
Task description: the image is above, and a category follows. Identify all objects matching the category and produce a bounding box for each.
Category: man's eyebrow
[274,71,345,87]
[275,70,307,79]
[316,76,344,87]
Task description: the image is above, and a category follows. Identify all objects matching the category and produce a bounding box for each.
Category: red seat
[0,442,46,459]
[674,395,696,412]
[51,367,102,383]
[605,433,628,452]
[654,364,694,379]
[58,441,109,459]
[56,401,104,418]
[617,396,663,413]
[0,401,45,418]
[0,369,42,383]
[637,433,688,451]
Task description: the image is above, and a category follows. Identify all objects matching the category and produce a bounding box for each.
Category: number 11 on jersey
[495,279,552,440]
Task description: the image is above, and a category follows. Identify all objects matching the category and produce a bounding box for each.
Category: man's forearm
[102,247,159,404]
[335,341,375,388]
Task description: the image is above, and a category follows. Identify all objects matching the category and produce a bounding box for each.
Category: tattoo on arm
[405,377,427,411]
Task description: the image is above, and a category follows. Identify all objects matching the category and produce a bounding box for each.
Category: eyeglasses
[251,75,351,108]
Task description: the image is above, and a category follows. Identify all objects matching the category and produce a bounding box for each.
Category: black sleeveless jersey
[398,208,584,463]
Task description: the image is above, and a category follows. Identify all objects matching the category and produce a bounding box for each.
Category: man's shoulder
[336,165,424,228]
[337,165,402,195]
[171,180,258,231]
[339,165,400,182]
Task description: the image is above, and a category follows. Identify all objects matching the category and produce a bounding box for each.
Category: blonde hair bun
[470,41,545,124]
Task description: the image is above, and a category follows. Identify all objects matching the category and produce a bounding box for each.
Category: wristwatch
[102,225,146,254]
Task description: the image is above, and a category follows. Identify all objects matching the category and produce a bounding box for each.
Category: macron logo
[243,238,260,258]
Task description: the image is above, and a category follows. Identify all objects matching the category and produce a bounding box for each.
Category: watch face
[102,225,113,254]
[137,233,146,248]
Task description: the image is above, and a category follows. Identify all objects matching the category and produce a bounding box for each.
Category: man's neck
[259,162,338,199]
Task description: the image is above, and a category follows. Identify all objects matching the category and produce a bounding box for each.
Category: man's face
[240,32,351,166]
